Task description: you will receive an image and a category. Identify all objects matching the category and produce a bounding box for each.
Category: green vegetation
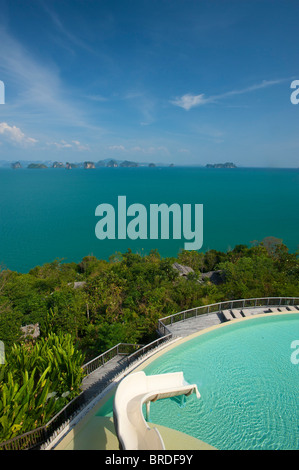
[0,333,84,442]
[0,236,298,443]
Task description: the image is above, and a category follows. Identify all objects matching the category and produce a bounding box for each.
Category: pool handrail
[157,296,299,335]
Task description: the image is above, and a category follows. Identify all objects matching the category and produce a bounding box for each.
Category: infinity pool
[142,314,299,450]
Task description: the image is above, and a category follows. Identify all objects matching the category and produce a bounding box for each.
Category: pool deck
[165,305,299,337]
[55,416,215,451]
[52,307,299,451]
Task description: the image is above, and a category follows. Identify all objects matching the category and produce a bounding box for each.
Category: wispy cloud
[122,90,157,126]
[108,145,126,151]
[41,2,95,54]
[0,122,38,146]
[86,94,109,103]
[171,79,289,110]
[47,139,90,151]
[107,144,169,155]
[0,26,95,130]
[72,140,90,151]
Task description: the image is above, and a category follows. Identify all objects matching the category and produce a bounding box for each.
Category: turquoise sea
[0,167,298,273]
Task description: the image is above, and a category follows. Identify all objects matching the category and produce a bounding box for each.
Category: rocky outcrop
[172,263,194,277]
[201,270,223,285]
[20,323,40,339]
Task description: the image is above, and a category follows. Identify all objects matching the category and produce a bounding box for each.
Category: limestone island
[84,161,95,169]
[120,160,139,167]
[27,163,48,169]
[106,160,118,168]
[11,162,22,169]
[66,162,78,169]
[52,161,65,168]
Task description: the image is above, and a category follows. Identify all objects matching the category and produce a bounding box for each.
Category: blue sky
[0,0,299,167]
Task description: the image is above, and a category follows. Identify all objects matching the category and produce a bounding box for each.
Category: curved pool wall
[53,312,299,450]
[142,313,299,450]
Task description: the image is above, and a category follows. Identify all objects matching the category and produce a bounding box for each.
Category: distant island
[7,159,175,169]
[84,161,95,169]
[52,161,65,168]
[11,162,22,170]
[206,162,237,168]
[7,159,239,170]
[120,160,138,167]
[27,163,48,169]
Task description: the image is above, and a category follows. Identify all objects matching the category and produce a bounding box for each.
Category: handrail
[82,343,143,375]
[0,338,173,450]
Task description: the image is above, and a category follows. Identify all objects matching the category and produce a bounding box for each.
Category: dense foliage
[0,237,298,357]
[0,236,298,442]
[0,333,84,442]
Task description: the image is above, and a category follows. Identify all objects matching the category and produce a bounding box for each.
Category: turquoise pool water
[97,314,299,450]
[143,314,299,450]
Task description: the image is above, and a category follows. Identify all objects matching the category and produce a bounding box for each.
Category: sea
[0,166,298,273]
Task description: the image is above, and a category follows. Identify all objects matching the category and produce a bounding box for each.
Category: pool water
[142,314,299,450]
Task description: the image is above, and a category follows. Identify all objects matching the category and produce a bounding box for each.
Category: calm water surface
[0,167,298,272]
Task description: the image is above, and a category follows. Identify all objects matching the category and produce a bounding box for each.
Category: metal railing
[1,296,298,450]
[157,296,299,335]
[0,337,174,450]
[125,334,173,366]
[82,343,143,375]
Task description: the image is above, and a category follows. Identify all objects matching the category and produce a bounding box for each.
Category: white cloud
[47,139,90,150]
[0,122,38,146]
[131,145,169,155]
[47,140,72,149]
[72,140,90,151]
[108,145,126,151]
[170,93,207,110]
[171,78,290,111]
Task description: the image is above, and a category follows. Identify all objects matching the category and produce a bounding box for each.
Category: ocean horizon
[0,166,298,273]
